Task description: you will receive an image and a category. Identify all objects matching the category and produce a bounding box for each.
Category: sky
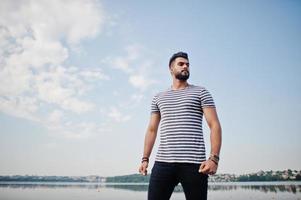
[0,0,300,177]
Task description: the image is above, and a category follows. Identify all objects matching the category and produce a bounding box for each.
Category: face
[170,57,190,81]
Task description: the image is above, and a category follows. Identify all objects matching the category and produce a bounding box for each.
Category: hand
[138,161,148,176]
[199,159,218,175]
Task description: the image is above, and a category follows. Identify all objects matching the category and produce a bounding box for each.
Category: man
[138,52,222,200]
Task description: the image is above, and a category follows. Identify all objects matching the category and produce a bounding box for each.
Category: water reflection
[208,184,301,194]
[0,182,300,194]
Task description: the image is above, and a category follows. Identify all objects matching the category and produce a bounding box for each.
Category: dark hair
[169,52,189,67]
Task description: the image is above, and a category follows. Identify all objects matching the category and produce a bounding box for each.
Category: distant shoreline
[1,169,300,183]
[0,180,301,183]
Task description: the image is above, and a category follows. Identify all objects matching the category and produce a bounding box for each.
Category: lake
[0,181,300,200]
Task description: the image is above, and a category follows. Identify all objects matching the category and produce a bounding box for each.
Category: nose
[183,64,189,69]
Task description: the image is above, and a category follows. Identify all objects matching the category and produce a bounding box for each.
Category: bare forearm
[210,123,222,156]
[142,113,160,159]
[143,130,157,158]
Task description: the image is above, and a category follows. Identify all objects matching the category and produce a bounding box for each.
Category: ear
[169,66,174,75]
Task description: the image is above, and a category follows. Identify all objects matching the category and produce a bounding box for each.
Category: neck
[172,79,189,90]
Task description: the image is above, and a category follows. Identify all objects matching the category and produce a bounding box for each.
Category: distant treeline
[237,174,301,182]
[106,170,301,183]
[106,174,150,183]
[0,175,102,182]
[1,170,300,182]
[237,170,301,182]
[105,173,301,183]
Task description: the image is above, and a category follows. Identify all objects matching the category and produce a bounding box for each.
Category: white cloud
[9,37,68,69]
[43,109,113,139]
[125,44,141,61]
[129,74,156,91]
[79,68,110,82]
[48,110,64,125]
[108,44,157,91]
[130,93,144,104]
[33,66,96,113]
[110,44,142,73]
[0,0,109,138]
[108,106,131,122]
[0,96,39,122]
[0,0,104,44]
[112,57,133,73]
[47,120,101,139]
[116,93,145,110]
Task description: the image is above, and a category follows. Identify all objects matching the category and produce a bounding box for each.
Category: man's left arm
[199,107,222,175]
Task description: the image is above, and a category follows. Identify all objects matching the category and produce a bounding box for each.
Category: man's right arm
[139,112,161,176]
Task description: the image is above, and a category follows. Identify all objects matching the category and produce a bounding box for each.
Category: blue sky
[0,0,300,176]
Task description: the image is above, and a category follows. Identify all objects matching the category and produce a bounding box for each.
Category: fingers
[199,160,217,175]
[140,165,146,175]
[209,170,216,175]
[208,168,217,175]
[138,164,148,176]
[138,165,144,174]
[200,162,205,170]
[199,161,209,173]
[200,165,210,174]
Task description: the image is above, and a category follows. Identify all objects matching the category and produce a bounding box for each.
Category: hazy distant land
[0,169,300,183]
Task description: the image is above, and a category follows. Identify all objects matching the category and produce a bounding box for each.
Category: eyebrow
[178,61,190,65]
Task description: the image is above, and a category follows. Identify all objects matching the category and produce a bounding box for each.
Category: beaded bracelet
[209,154,219,165]
[141,157,149,163]
[209,157,218,165]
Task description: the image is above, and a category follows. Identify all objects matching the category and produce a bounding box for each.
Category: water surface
[0,181,300,200]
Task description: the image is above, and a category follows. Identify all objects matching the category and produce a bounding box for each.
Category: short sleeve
[200,88,216,108]
[151,95,160,113]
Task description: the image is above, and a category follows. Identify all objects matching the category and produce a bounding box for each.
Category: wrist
[210,153,220,160]
[141,157,149,163]
[209,154,219,165]
[209,157,218,165]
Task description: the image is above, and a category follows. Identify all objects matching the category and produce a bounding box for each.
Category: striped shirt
[151,84,215,164]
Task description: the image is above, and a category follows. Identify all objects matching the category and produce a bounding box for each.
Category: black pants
[148,161,208,200]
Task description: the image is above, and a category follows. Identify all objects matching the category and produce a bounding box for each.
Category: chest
[157,93,201,113]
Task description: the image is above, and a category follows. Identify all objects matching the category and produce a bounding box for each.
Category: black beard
[175,71,190,81]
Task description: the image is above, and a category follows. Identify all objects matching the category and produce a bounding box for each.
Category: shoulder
[189,84,209,93]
